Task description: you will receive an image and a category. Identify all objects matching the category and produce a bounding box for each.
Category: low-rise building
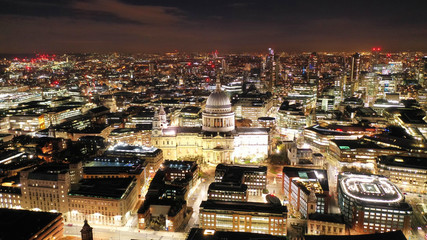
[306,213,346,236]
[83,160,147,198]
[138,198,188,232]
[103,143,163,176]
[199,200,287,236]
[283,167,329,218]
[377,154,427,194]
[207,182,248,202]
[9,114,46,132]
[215,164,267,196]
[68,177,138,226]
[329,139,403,170]
[20,164,71,213]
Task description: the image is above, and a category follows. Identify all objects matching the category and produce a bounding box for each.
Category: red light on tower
[377,47,381,51]
[372,47,376,51]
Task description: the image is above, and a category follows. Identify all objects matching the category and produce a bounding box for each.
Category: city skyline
[1,1,427,239]
[1,0,427,53]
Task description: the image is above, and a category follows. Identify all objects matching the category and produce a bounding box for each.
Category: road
[64,224,187,240]
[184,173,214,232]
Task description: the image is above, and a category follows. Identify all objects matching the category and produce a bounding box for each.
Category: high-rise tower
[350,53,361,95]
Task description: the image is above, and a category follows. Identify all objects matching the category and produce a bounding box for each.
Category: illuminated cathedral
[151,80,270,164]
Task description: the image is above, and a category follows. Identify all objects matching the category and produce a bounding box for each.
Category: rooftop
[186,228,287,240]
[69,177,135,199]
[308,213,345,224]
[200,200,287,215]
[208,182,248,192]
[283,167,329,192]
[28,163,69,181]
[83,161,145,175]
[163,160,197,171]
[378,154,427,170]
[106,143,159,155]
[304,230,406,240]
[0,208,62,240]
[339,173,404,204]
[180,106,202,114]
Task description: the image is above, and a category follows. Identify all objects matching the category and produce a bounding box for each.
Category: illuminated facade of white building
[152,80,270,164]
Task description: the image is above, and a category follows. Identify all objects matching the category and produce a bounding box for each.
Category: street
[64,224,187,240]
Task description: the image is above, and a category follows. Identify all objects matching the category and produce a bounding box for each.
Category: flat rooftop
[83,161,145,175]
[69,177,135,199]
[216,164,267,173]
[378,155,427,170]
[200,200,287,215]
[163,160,197,171]
[187,228,287,240]
[208,182,248,192]
[305,230,406,240]
[305,125,350,136]
[180,106,201,114]
[28,163,69,181]
[104,143,161,157]
[0,208,61,240]
[309,213,345,224]
[283,167,329,192]
[331,139,381,150]
[339,173,404,204]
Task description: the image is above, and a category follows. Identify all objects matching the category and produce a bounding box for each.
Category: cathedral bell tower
[152,105,168,136]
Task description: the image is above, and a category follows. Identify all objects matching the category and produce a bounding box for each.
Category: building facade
[377,155,427,194]
[199,201,287,236]
[67,178,138,226]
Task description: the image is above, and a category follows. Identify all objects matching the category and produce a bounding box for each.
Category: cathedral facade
[151,80,270,164]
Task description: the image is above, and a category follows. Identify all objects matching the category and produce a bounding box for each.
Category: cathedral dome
[206,91,231,109]
[202,79,235,132]
[205,79,232,114]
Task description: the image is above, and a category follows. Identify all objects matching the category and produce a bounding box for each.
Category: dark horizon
[1,0,427,54]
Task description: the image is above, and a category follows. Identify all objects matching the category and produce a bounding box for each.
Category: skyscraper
[265,48,279,91]
[350,53,361,96]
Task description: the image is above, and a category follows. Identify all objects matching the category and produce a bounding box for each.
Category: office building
[377,155,427,194]
[20,164,71,213]
[337,173,412,235]
[282,167,329,218]
[215,164,267,196]
[103,143,163,176]
[307,213,346,236]
[68,177,138,226]
[199,200,287,236]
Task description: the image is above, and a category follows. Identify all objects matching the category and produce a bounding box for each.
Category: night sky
[1,0,427,53]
